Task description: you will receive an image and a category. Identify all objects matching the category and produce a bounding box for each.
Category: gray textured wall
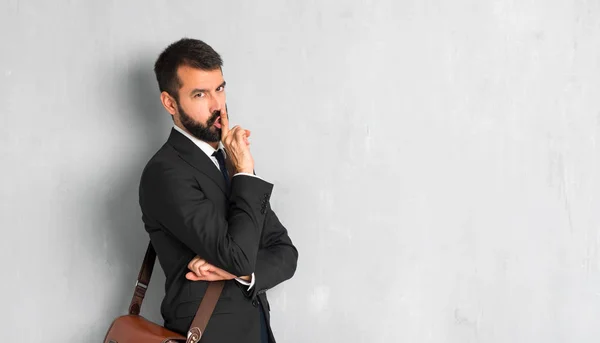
[1,1,600,342]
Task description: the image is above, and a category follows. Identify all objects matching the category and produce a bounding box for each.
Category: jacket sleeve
[139,162,273,276]
[244,202,298,299]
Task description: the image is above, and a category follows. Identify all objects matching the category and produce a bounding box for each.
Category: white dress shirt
[173,124,257,290]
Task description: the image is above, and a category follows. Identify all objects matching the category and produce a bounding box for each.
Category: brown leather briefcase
[104,243,224,343]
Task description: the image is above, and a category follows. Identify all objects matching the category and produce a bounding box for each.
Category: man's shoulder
[139,142,184,184]
[141,141,172,169]
[139,138,206,189]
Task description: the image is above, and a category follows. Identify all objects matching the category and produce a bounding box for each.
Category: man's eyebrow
[189,81,226,96]
[189,88,208,95]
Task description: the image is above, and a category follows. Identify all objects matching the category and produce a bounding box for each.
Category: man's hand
[186,256,251,282]
[220,107,254,174]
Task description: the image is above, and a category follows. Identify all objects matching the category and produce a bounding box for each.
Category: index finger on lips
[220,107,230,140]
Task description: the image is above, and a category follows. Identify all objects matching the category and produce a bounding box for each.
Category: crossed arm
[142,161,297,297]
[186,202,298,297]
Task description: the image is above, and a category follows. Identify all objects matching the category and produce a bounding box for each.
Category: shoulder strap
[128,242,224,343]
[186,281,225,343]
[128,242,156,315]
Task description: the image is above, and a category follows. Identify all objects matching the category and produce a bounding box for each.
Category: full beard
[178,102,221,143]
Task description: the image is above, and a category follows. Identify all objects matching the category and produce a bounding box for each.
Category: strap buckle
[135,280,148,289]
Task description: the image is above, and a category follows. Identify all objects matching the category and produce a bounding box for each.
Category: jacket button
[252,299,259,307]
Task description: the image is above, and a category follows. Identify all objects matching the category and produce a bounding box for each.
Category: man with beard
[138,38,298,343]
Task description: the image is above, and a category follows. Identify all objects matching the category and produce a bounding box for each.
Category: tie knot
[213,149,226,162]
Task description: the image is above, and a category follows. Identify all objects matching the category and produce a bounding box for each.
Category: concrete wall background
[1,1,599,342]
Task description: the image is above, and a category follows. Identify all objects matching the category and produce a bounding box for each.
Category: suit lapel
[166,128,228,195]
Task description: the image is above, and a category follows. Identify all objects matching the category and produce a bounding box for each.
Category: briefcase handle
[128,242,224,343]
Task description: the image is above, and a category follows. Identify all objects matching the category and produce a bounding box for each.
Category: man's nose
[209,96,222,115]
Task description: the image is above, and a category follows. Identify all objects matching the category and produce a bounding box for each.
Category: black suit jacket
[138,128,298,342]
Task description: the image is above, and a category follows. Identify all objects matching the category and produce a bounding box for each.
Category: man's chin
[205,134,221,143]
[184,123,221,143]
[210,127,222,140]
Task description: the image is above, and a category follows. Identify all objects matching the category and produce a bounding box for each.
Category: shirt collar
[173,124,225,159]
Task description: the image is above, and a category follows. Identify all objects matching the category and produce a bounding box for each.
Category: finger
[225,126,241,145]
[243,130,251,146]
[235,127,247,143]
[235,127,246,137]
[210,266,227,277]
[200,264,211,273]
[187,270,215,281]
[186,272,203,281]
[220,106,230,139]
[209,266,236,279]
[191,258,205,269]
[188,259,199,275]
[187,257,201,271]
[196,272,224,282]
[191,259,207,276]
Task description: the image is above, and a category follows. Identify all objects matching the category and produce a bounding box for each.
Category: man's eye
[194,93,204,98]
[217,86,225,92]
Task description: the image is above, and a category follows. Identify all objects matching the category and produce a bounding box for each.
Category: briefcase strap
[128,242,225,343]
[128,242,156,315]
[186,281,225,343]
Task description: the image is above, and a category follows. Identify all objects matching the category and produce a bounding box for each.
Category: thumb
[186,272,203,281]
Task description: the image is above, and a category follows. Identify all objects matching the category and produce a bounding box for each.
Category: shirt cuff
[235,273,255,290]
[233,172,264,181]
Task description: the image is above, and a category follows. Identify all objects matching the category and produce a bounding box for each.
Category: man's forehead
[177,65,223,88]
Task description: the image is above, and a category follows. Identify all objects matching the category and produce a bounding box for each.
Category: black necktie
[212,149,230,190]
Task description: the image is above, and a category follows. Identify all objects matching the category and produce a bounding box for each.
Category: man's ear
[160,91,177,116]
